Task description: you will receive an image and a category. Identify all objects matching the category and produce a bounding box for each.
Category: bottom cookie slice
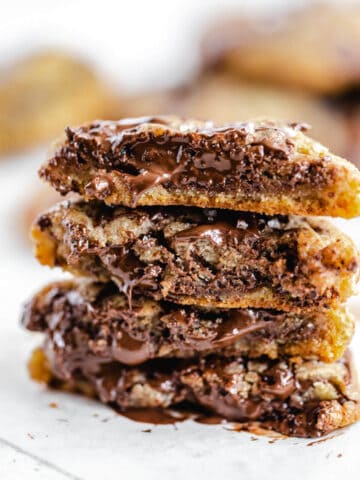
[29,347,360,438]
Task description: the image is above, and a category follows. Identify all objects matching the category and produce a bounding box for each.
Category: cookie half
[39,117,360,218]
[28,347,360,438]
[23,280,354,364]
[32,201,359,311]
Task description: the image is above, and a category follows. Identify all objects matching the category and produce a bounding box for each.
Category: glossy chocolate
[172,221,259,247]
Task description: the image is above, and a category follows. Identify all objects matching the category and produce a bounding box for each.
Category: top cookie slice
[40,116,360,218]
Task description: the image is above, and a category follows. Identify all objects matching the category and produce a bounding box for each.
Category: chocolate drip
[114,407,192,425]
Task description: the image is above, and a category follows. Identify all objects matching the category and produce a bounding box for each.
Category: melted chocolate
[212,311,269,347]
[260,367,296,399]
[172,221,259,247]
[115,407,191,425]
[112,330,151,366]
[194,415,227,425]
[111,405,296,440]
[118,407,228,427]
[166,309,271,351]
[99,248,161,307]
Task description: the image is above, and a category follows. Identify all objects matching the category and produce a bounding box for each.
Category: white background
[1,1,360,479]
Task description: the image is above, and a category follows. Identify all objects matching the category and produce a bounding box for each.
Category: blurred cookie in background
[331,89,360,167]
[121,88,181,118]
[202,4,360,94]
[122,73,349,158]
[175,73,349,157]
[200,3,360,166]
[348,109,360,167]
[0,51,120,156]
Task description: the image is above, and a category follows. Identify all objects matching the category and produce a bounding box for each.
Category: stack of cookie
[23,116,360,437]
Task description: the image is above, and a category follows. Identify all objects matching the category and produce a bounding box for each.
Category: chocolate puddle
[114,407,193,425]
[113,404,287,440]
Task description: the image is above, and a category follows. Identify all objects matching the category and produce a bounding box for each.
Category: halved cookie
[31,202,359,311]
[28,346,360,438]
[23,280,354,364]
[39,117,360,218]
